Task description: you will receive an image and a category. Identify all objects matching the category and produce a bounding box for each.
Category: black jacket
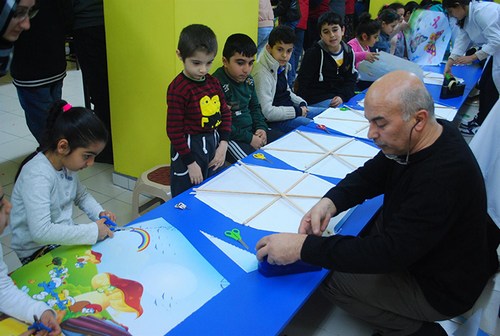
[297,40,357,105]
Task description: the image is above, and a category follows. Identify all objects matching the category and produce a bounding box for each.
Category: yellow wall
[104,0,258,178]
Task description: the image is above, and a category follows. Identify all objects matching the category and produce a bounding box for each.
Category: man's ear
[414,110,429,131]
[57,139,71,155]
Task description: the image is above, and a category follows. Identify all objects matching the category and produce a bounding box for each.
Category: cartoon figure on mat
[200,95,222,128]
[73,272,144,317]
[75,249,102,268]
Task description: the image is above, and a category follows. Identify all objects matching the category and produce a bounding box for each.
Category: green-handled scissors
[225,228,249,250]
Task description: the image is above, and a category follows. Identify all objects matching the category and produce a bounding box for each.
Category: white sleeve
[74,177,104,221]
[0,247,50,323]
[474,7,500,57]
[21,173,98,246]
[253,67,297,122]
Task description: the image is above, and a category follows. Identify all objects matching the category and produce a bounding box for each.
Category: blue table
[130,64,482,334]
[347,63,483,114]
[422,63,482,108]
[133,193,382,335]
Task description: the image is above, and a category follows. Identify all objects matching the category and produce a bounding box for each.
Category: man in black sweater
[256,71,500,336]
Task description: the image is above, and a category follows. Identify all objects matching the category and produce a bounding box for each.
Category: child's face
[381,21,398,35]
[320,23,345,52]
[0,186,12,235]
[364,32,380,47]
[266,41,294,67]
[180,50,216,81]
[396,8,405,22]
[223,52,255,83]
[445,6,467,20]
[62,141,106,171]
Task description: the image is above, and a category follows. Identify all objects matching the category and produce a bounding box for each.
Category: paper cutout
[11,218,228,336]
[405,10,452,65]
[434,103,457,121]
[195,164,339,233]
[314,107,369,138]
[200,230,258,273]
[262,130,379,179]
[357,51,424,82]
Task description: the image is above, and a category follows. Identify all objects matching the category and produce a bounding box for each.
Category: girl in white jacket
[444,0,500,134]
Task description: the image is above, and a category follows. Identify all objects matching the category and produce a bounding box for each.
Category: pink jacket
[347,37,369,68]
[259,0,274,28]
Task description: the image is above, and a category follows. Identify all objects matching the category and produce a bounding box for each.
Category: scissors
[225,228,249,250]
[253,153,272,163]
[99,215,132,231]
[28,315,52,333]
[316,124,331,134]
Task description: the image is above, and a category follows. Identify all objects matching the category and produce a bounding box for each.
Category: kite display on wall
[10,218,228,336]
[405,9,452,65]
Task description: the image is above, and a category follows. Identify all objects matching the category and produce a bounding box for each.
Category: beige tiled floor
[0,69,498,336]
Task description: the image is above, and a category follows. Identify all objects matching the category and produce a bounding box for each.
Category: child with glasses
[0,0,37,76]
[167,24,232,197]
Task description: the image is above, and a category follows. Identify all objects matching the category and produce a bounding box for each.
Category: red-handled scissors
[316,124,331,134]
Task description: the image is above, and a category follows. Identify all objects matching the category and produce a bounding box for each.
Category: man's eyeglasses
[13,5,39,21]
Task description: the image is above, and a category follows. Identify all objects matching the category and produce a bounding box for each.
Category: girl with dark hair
[372,8,400,53]
[348,12,381,68]
[10,100,116,265]
[443,0,499,135]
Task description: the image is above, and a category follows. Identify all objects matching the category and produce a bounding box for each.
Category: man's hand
[256,233,307,265]
[299,198,337,236]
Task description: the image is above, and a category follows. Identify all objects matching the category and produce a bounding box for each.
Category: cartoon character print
[424,30,444,56]
[199,95,222,129]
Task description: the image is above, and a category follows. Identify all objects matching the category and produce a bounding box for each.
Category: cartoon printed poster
[405,9,452,65]
[10,218,229,336]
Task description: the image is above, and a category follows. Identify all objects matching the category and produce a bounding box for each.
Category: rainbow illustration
[131,228,150,252]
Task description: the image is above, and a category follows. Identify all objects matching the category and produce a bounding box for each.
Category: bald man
[256,71,500,336]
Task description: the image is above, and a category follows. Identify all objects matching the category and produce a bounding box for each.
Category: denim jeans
[290,28,305,89]
[268,106,325,133]
[257,26,273,55]
[16,80,63,144]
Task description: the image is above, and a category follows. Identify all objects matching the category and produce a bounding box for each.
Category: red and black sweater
[167,72,231,165]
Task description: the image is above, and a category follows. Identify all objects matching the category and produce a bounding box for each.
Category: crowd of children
[0,0,499,331]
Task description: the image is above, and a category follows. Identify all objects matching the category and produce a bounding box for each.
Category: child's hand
[187,162,203,185]
[96,218,114,240]
[300,106,308,117]
[251,135,263,150]
[41,309,61,336]
[254,129,268,146]
[209,141,228,171]
[329,96,343,108]
[99,210,116,222]
[366,52,379,63]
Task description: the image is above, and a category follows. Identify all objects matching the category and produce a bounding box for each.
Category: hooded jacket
[252,47,307,122]
[297,40,357,105]
[0,0,15,77]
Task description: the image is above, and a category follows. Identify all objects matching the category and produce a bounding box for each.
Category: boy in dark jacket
[297,11,357,108]
[213,34,283,163]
